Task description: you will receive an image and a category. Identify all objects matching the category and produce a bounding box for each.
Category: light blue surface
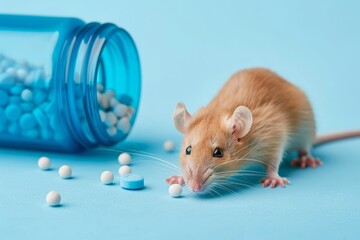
[0,1,360,240]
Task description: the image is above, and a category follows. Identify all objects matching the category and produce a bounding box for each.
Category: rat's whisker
[96,148,181,171]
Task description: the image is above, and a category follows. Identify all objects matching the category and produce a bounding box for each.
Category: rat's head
[173,102,253,193]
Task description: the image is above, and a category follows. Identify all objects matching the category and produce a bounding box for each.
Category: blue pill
[9,96,21,104]
[8,122,20,135]
[20,103,35,112]
[120,174,144,190]
[0,108,6,132]
[0,89,9,107]
[33,108,48,128]
[22,129,39,138]
[118,94,133,106]
[0,73,15,89]
[5,104,22,122]
[40,128,54,140]
[9,84,23,95]
[19,113,37,130]
[33,90,46,104]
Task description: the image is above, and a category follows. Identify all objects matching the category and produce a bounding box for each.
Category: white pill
[105,89,115,98]
[99,110,106,122]
[164,140,176,152]
[118,152,131,165]
[6,67,16,76]
[110,97,119,108]
[21,89,33,102]
[46,191,61,206]
[38,156,51,170]
[100,94,110,110]
[16,68,28,79]
[118,165,131,175]
[116,117,131,133]
[107,126,117,136]
[127,107,135,117]
[169,184,183,198]
[97,83,104,93]
[97,92,102,103]
[113,103,128,117]
[105,112,117,127]
[100,171,114,184]
[58,165,72,179]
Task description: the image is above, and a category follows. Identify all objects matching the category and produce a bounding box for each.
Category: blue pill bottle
[0,14,141,152]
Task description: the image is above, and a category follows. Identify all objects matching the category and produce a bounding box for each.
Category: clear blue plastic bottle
[0,14,141,152]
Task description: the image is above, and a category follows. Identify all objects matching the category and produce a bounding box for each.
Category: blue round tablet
[0,89,9,106]
[120,174,144,190]
[19,113,37,130]
[5,104,22,122]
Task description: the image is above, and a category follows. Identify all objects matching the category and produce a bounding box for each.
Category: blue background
[1,1,360,239]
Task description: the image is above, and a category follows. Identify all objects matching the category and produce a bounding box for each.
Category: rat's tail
[314,130,360,147]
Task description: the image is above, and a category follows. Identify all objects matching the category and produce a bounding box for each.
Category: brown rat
[166,68,360,193]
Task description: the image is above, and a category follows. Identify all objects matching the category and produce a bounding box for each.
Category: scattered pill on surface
[120,174,144,190]
[119,165,132,175]
[38,156,51,170]
[100,171,114,185]
[118,152,131,165]
[163,140,176,152]
[169,184,183,198]
[59,165,72,179]
[46,191,61,206]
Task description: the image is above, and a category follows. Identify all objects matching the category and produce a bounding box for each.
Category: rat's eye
[185,146,192,155]
[213,148,223,158]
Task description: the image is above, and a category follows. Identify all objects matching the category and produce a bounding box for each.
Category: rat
[166,68,360,192]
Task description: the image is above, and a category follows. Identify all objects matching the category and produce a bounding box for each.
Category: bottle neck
[58,22,141,149]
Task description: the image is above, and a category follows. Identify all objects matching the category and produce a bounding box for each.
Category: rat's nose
[191,182,202,192]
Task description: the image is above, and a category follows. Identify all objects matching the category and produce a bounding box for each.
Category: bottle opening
[63,23,141,148]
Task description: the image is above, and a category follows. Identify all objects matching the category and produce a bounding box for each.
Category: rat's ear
[173,102,192,133]
[226,106,253,139]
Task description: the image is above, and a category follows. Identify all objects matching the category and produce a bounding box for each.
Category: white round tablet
[100,171,114,184]
[163,140,176,152]
[118,165,131,175]
[38,156,51,170]
[169,184,182,198]
[118,152,131,165]
[46,191,61,206]
[58,165,72,179]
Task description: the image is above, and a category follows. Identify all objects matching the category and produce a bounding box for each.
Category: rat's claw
[260,175,289,188]
[166,175,185,185]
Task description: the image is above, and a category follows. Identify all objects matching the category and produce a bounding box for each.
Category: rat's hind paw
[291,155,322,169]
[166,175,185,185]
[260,175,290,188]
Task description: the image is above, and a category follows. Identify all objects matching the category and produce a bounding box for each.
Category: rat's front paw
[166,175,185,185]
[260,175,290,188]
[291,156,322,168]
